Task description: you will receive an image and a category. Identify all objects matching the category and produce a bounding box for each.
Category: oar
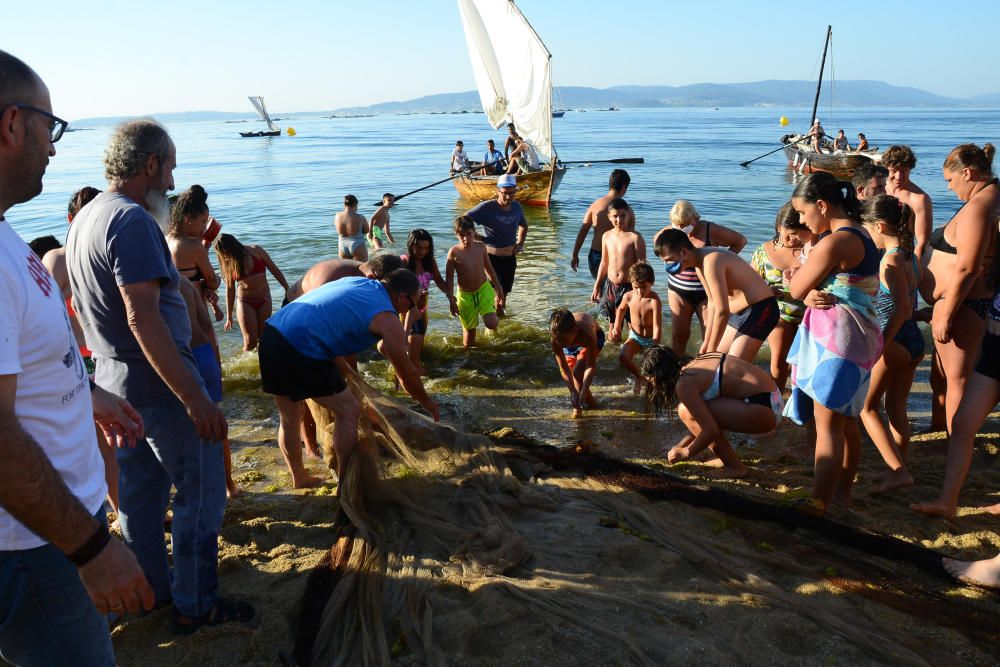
[739,135,809,168]
[372,158,507,206]
[559,157,644,165]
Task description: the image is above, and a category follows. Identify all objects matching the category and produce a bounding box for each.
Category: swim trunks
[487,254,516,295]
[368,226,387,246]
[627,328,654,349]
[564,327,606,369]
[191,342,223,403]
[587,249,602,279]
[599,279,630,325]
[728,296,779,341]
[259,324,346,401]
[457,281,497,331]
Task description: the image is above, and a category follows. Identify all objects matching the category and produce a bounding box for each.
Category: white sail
[457,0,554,162]
[247,95,278,132]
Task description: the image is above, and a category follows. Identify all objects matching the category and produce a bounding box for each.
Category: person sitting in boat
[503,122,518,159]
[807,118,826,154]
[856,133,869,152]
[480,139,505,175]
[834,129,850,152]
[505,135,541,174]
[450,140,471,175]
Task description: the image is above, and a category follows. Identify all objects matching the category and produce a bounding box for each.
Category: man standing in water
[570,169,633,278]
[0,50,153,665]
[68,119,254,632]
[464,174,527,313]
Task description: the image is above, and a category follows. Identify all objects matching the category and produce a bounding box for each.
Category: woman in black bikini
[918,143,999,439]
[168,185,222,320]
[663,200,746,356]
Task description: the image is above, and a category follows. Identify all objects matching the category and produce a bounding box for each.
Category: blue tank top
[267,276,395,359]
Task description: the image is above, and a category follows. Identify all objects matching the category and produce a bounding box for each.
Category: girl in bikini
[214,233,290,352]
[664,200,746,356]
[335,194,369,261]
[401,229,447,375]
[168,184,223,320]
[749,202,813,390]
[859,195,923,495]
[641,345,783,479]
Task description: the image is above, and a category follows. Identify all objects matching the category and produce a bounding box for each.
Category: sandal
[172,597,256,635]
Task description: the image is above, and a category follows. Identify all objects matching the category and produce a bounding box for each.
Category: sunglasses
[8,104,69,143]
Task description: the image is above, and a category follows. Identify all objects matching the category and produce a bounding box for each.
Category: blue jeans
[117,396,226,618]
[0,530,115,666]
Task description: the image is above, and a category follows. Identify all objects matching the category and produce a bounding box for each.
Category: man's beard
[146,188,170,232]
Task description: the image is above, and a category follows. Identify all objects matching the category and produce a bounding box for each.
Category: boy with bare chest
[591,198,646,327]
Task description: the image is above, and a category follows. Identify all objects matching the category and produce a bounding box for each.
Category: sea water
[11,107,1000,415]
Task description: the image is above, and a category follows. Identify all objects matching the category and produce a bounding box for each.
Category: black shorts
[259,325,346,401]
[975,332,1000,381]
[488,253,516,296]
[670,284,708,307]
[728,296,779,341]
[410,314,428,336]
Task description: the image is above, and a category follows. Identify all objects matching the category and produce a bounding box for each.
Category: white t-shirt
[451,148,469,171]
[0,219,106,550]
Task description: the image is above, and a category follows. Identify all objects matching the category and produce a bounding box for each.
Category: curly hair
[103,119,172,188]
[881,145,917,170]
[168,185,208,236]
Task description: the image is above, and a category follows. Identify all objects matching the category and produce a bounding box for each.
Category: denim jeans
[0,526,115,666]
[117,396,226,618]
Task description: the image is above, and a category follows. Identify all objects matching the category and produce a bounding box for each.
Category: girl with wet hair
[640,345,782,480]
[783,172,882,515]
[213,233,289,352]
[67,186,100,221]
[749,201,813,389]
[167,184,223,320]
[400,228,447,376]
[913,143,1000,519]
[858,195,923,495]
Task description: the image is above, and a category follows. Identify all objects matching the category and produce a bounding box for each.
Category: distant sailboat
[240,96,281,138]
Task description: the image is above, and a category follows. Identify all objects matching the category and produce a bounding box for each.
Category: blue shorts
[192,342,223,403]
[628,328,655,349]
[587,249,602,279]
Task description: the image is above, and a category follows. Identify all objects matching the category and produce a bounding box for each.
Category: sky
[7,0,1000,121]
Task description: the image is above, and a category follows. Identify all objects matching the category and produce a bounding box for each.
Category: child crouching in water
[640,345,782,479]
[550,309,605,418]
[446,215,505,348]
[610,261,662,394]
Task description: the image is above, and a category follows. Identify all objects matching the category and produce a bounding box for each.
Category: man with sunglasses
[0,50,153,665]
[464,173,527,314]
[259,269,439,487]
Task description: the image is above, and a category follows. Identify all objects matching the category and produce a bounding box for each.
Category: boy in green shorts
[446,215,506,348]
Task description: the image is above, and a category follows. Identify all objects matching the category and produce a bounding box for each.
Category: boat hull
[240,130,281,138]
[783,140,879,178]
[453,166,566,207]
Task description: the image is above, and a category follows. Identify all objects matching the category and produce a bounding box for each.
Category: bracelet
[67,520,111,568]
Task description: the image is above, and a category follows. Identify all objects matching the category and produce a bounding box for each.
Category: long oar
[739,135,808,168]
[559,157,644,165]
[372,158,507,206]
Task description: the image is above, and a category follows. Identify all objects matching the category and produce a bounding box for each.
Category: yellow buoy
[779,116,789,127]
[286,127,296,136]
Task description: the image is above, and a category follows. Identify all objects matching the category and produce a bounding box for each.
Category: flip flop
[172,597,256,635]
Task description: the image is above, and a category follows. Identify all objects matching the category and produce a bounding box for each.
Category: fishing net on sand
[298,369,968,666]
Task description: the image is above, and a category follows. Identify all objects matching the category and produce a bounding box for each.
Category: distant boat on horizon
[240,96,281,138]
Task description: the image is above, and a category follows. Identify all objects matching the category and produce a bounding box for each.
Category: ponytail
[792,172,861,223]
[861,194,915,259]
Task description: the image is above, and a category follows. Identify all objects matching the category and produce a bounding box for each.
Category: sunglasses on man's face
[7,104,69,143]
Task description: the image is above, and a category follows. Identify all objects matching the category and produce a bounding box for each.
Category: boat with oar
[240,96,281,138]
[454,0,567,207]
[781,26,880,177]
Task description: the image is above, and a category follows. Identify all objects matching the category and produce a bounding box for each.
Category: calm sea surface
[11,107,1000,394]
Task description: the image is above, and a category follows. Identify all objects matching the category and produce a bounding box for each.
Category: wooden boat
[240,96,280,138]
[782,27,880,178]
[455,0,565,207]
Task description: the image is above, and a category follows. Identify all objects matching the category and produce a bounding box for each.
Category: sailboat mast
[809,25,832,126]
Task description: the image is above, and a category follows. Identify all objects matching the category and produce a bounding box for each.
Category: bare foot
[571,407,583,420]
[692,449,723,466]
[227,484,241,499]
[304,443,322,460]
[870,468,914,495]
[911,500,958,520]
[979,502,1000,515]
[292,473,325,489]
[943,554,1000,588]
[705,465,748,479]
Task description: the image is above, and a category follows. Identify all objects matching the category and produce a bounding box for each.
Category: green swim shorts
[457,281,497,331]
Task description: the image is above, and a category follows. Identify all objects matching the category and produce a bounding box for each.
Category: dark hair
[609,169,631,192]
[405,229,437,274]
[629,261,655,284]
[943,143,996,176]
[507,122,516,131]
[104,119,172,187]
[772,201,807,241]
[881,145,917,170]
[653,227,694,258]
[67,186,101,221]
[28,235,60,259]
[384,268,419,297]
[382,193,394,203]
[608,197,630,212]
[858,133,866,139]
[487,139,495,147]
[368,252,403,278]
[861,194,915,259]
[213,232,248,281]
[791,172,862,223]
[639,345,685,417]
[454,214,476,233]
[851,162,888,191]
[168,184,208,236]
[0,50,39,104]
[549,308,576,337]
[344,194,358,207]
